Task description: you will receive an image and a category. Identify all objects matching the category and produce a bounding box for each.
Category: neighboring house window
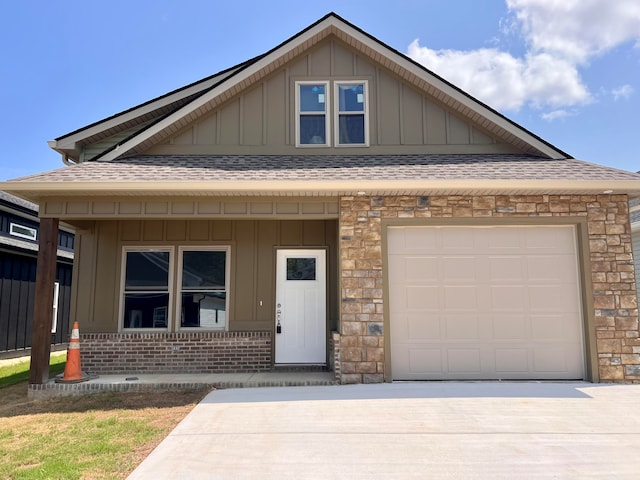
[335,81,368,146]
[51,282,60,333]
[178,247,228,330]
[10,222,37,241]
[121,248,173,329]
[295,80,369,147]
[296,81,330,146]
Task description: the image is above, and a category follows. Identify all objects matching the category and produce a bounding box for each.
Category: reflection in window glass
[298,82,328,146]
[336,82,366,145]
[181,292,226,328]
[287,258,316,280]
[180,249,228,329]
[125,251,170,290]
[182,250,226,288]
[299,115,326,144]
[338,115,365,144]
[300,84,326,112]
[338,84,364,112]
[123,250,171,329]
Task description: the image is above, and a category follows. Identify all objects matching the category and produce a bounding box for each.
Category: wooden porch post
[29,217,59,384]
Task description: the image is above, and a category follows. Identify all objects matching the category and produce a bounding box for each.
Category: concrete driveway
[127,382,640,479]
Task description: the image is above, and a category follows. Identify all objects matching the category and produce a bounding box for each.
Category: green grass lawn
[0,351,67,388]
[0,353,207,479]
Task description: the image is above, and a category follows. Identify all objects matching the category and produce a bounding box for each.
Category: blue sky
[1,0,638,180]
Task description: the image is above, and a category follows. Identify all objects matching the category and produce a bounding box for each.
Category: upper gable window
[296,82,330,146]
[296,80,369,148]
[335,81,368,146]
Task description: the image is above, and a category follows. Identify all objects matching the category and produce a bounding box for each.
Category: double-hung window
[121,246,229,331]
[335,81,368,146]
[296,80,368,147]
[296,81,330,146]
[122,248,172,329]
[178,247,228,330]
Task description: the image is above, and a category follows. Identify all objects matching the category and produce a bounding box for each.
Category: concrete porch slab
[27,371,337,400]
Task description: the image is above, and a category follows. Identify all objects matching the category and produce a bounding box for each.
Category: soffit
[4,154,640,202]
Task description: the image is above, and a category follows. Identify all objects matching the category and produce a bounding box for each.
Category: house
[3,13,640,384]
[0,192,74,356]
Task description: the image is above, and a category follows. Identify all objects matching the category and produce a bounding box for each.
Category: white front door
[275,249,326,364]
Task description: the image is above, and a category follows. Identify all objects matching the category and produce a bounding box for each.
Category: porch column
[29,217,59,384]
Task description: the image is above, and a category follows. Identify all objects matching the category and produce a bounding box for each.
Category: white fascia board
[4,179,640,197]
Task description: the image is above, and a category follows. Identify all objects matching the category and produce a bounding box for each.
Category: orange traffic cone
[55,321,90,383]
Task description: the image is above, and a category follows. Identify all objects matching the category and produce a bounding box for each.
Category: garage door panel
[525,227,576,252]
[528,285,579,312]
[490,285,527,311]
[404,256,439,282]
[407,348,443,374]
[406,285,440,310]
[388,225,585,380]
[444,315,480,340]
[447,349,482,374]
[527,255,578,283]
[486,228,522,251]
[495,348,531,373]
[491,314,527,340]
[533,346,570,373]
[406,314,441,341]
[443,286,479,310]
[442,256,478,282]
[488,256,525,282]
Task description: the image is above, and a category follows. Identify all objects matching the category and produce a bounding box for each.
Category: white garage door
[388,225,585,380]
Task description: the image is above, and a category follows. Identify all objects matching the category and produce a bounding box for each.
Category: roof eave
[3,179,640,202]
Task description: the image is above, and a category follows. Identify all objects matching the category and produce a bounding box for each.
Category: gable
[143,38,513,156]
[56,13,569,164]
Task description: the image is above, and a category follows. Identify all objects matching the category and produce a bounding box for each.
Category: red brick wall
[79,332,272,374]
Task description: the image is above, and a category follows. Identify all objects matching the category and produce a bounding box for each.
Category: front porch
[27,370,337,400]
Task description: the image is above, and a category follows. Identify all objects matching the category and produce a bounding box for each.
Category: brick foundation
[339,194,640,383]
[79,331,272,374]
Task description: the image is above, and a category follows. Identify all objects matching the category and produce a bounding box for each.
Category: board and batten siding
[124,38,517,157]
[71,219,338,334]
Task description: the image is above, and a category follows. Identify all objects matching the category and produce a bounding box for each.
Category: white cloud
[407,0,640,119]
[407,41,590,112]
[612,84,634,101]
[506,0,640,64]
[541,109,576,122]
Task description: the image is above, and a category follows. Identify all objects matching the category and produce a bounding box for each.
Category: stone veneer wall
[79,332,272,374]
[339,194,640,384]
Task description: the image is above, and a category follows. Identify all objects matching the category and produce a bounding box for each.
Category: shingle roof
[11,154,640,183]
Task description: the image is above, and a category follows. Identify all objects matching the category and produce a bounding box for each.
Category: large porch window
[120,246,229,331]
[178,247,228,330]
[122,249,172,329]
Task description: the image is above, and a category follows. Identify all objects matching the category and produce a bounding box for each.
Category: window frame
[334,80,369,147]
[176,246,230,332]
[295,80,330,147]
[10,222,37,241]
[119,246,174,332]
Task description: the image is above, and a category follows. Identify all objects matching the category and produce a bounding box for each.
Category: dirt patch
[1,382,210,416]
[0,382,211,478]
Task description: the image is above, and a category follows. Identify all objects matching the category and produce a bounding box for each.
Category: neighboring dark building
[0,191,74,355]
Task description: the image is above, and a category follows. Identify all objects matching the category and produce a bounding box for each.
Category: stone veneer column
[339,194,640,384]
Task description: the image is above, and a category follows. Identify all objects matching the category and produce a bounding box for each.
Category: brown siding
[143,37,513,156]
[72,219,338,334]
